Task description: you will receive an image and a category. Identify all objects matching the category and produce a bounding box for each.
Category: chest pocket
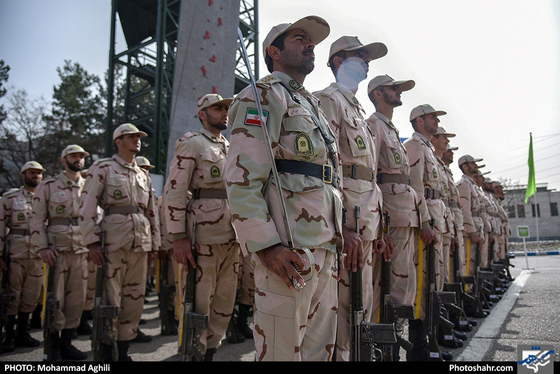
[200,147,226,181]
[343,116,370,159]
[382,134,406,169]
[282,106,324,161]
[12,199,30,222]
[51,191,70,216]
[107,174,129,203]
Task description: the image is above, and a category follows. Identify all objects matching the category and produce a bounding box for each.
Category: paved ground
[1,252,559,363]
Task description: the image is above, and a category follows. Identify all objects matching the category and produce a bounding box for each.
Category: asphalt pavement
[1,252,558,363]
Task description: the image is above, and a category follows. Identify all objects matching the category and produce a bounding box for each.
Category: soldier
[474,171,493,269]
[225,16,343,361]
[164,93,239,361]
[0,161,45,352]
[30,145,90,360]
[404,104,448,360]
[366,74,418,361]
[79,123,161,360]
[314,35,387,361]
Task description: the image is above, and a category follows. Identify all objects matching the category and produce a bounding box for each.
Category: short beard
[66,160,84,172]
[24,177,39,188]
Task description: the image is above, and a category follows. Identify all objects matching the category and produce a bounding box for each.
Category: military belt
[275,159,340,189]
[471,210,481,217]
[105,205,143,216]
[450,201,461,209]
[193,189,228,200]
[341,164,374,182]
[425,187,443,199]
[9,229,29,236]
[49,217,79,226]
[377,173,410,185]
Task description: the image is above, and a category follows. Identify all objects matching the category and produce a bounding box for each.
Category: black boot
[2,315,16,353]
[407,319,429,361]
[117,340,132,361]
[203,347,216,361]
[76,311,92,336]
[15,312,40,347]
[60,329,87,360]
[44,331,62,361]
[237,303,253,339]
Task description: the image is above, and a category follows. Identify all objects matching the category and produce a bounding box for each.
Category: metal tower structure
[105,0,258,175]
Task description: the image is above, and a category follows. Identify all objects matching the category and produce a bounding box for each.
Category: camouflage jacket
[163,128,236,245]
[457,174,483,236]
[79,154,160,253]
[443,163,464,232]
[368,112,420,228]
[225,71,344,255]
[404,132,447,232]
[315,82,381,240]
[0,187,39,259]
[30,172,87,254]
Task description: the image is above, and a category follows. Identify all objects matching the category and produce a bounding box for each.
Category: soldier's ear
[267,45,282,62]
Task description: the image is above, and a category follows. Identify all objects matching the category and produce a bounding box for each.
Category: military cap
[435,126,456,138]
[458,154,483,166]
[262,15,330,60]
[367,74,415,94]
[113,123,148,141]
[410,104,447,122]
[136,156,155,169]
[446,144,458,151]
[328,36,387,63]
[21,161,46,173]
[61,144,90,159]
[197,94,233,112]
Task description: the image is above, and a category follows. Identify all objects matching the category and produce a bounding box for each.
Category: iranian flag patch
[244,108,268,126]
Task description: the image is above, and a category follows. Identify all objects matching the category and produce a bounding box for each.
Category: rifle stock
[91,232,119,361]
[158,256,176,336]
[178,222,209,361]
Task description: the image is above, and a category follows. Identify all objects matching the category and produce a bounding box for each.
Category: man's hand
[256,244,305,291]
[342,226,362,272]
[173,237,197,272]
[421,228,438,245]
[39,248,58,267]
[88,243,106,267]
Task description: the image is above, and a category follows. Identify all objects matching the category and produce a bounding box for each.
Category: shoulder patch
[244,107,269,126]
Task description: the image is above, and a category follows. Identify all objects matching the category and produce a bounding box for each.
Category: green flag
[525,133,536,203]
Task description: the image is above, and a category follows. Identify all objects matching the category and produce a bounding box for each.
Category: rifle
[91,231,119,361]
[350,206,397,361]
[378,214,414,361]
[157,255,176,336]
[42,236,60,361]
[0,237,15,354]
[443,248,475,332]
[425,220,457,361]
[178,222,209,361]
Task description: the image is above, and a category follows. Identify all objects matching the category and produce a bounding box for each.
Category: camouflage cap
[458,154,483,166]
[328,36,387,63]
[436,126,456,138]
[262,15,330,60]
[113,123,148,141]
[135,156,155,169]
[367,74,415,94]
[197,94,233,112]
[21,161,46,173]
[61,144,90,159]
[410,104,447,121]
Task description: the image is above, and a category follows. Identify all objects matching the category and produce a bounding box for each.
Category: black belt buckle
[322,164,333,184]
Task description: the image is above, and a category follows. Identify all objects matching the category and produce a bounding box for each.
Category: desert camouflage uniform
[404,132,447,319]
[225,71,343,361]
[30,172,88,332]
[435,155,453,288]
[368,112,420,312]
[315,82,381,361]
[163,127,239,355]
[444,165,465,282]
[79,154,160,341]
[0,187,43,316]
[457,174,483,277]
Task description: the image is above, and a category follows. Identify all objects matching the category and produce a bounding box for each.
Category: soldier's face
[64,153,86,172]
[119,134,142,154]
[380,85,403,107]
[22,169,43,188]
[442,150,454,164]
[421,113,440,136]
[203,104,229,131]
[431,134,449,153]
[277,29,316,76]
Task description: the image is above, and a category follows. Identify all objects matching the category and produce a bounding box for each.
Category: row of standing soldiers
[0,14,513,362]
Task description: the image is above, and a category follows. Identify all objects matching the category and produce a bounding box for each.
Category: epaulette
[93,157,113,166]
[315,85,337,98]
[41,177,57,185]
[256,75,281,88]
[2,188,20,198]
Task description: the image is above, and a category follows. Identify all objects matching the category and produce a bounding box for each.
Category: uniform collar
[332,82,365,113]
[112,153,138,170]
[272,71,306,93]
[59,171,84,188]
[200,127,227,144]
[412,131,435,150]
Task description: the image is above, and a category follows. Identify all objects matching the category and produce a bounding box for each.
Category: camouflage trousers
[413,228,443,321]
[448,230,466,283]
[480,231,490,268]
[176,241,240,353]
[45,251,88,331]
[237,253,255,306]
[463,234,481,278]
[84,260,97,312]
[7,257,43,315]
[442,232,452,287]
[336,240,374,361]
[252,248,338,361]
[104,248,148,342]
[383,227,417,310]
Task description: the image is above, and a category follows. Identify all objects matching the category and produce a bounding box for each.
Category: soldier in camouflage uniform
[366,74,418,360]
[314,35,387,361]
[404,104,448,360]
[79,123,161,360]
[163,93,239,360]
[225,16,343,361]
[0,161,45,352]
[30,145,90,360]
[474,171,493,269]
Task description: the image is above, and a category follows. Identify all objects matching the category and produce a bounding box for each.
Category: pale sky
[1,0,559,191]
